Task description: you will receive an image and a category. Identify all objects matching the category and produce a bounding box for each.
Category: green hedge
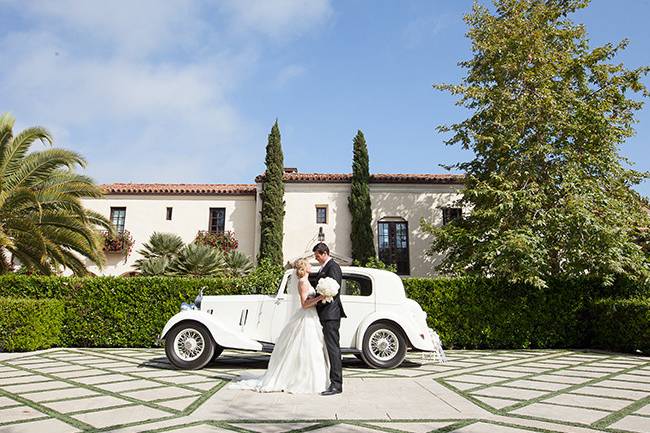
[590,297,650,354]
[0,297,65,351]
[404,277,594,349]
[0,273,278,348]
[1,273,648,353]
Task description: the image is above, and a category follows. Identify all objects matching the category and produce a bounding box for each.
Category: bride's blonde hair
[293,258,309,278]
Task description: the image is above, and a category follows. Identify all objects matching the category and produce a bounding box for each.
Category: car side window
[341,275,372,296]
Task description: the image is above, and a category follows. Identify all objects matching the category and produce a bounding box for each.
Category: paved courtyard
[0,348,648,433]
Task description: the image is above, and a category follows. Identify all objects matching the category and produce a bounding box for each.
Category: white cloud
[219,0,333,40]
[12,0,204,59]
[0,0,332,183]
[275,64,306,87]
[402,13,449,49]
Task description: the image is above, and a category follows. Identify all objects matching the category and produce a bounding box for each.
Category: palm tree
[0,113,112,274]
[134,232,184,275]
[138,256,172,276]
[225,250,254,276]
[169,243,226,277]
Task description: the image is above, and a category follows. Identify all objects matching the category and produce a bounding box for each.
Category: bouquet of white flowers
[316,277,340,303]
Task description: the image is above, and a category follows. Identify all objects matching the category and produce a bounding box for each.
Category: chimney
[283,167,298,174]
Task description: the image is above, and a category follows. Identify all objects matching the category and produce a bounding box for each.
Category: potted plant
[102,230,134,257]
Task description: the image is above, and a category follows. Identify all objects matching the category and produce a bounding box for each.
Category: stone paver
[70,404,171,428]
[511,402,610,424]
[0,348,648,433]
[609,415,650,433]
[0,417,81,433]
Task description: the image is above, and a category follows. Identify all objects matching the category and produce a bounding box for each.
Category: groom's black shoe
[321,386,342,396]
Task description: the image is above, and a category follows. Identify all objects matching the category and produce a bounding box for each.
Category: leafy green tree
[0,113,112,275]
[348,130,376,263]
[423,0,650,287]
[258,121,285,266]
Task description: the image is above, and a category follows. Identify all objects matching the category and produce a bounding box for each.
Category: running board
[259,342,359,355]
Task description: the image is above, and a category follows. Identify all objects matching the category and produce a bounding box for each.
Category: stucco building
[81,170,464,277]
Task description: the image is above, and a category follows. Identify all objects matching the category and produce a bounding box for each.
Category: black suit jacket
[315,259,347,320]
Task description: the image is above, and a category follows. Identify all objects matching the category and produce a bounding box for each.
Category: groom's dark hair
[312,242,330,255]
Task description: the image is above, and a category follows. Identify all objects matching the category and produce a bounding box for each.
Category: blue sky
[1,0,649,195]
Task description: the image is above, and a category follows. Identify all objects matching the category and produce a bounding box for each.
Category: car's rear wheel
[361,322,407,369]
[165,322,215,370]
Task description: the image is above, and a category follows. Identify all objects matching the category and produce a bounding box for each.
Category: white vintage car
[160,267,438,370]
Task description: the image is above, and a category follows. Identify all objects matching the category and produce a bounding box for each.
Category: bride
[229,259,330,393]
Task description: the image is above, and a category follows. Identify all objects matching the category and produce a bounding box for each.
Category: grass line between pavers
[354,420,473,433]
[436,354,650,431]
[486,418,578,433]
[442,352,619,394]
[566,391,638,402]
[592,394,650,430]
[427,350,580,381]
[0,387,93,430]
[17,385,75,395]
[180,379,226,415]
[66,402,136,416]
[89,413,181,433]
[526,399,625,413]
[222,420,339,433]
[0,359,184,416]
[138,420,218,433]
[0,415,50,428]
[37,352,216,394]
[502,358,650,413]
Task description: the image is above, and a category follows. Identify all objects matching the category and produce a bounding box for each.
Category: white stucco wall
[370,184,464,277]
[81,194,257,276]
[254,182,464,277]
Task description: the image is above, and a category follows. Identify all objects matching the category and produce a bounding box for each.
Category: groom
[313,242,346,396]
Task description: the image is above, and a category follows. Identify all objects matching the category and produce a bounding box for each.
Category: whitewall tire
[165,322,215,370]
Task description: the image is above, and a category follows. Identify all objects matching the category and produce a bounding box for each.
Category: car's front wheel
[165,322,215,370]
[361,322,407,369]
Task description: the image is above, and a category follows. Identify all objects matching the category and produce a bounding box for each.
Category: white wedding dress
[228,271,330,393]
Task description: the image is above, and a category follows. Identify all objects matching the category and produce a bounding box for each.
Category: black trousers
[321,319,343,389]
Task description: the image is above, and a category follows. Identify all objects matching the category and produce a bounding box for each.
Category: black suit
[316,259,345,390]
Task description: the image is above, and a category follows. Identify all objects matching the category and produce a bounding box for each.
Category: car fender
[160,310,263,351]
[355,309,435,352]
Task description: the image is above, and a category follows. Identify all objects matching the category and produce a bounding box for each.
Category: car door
[339,273,375,347]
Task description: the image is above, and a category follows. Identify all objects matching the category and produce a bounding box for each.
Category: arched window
[377,217,410,275]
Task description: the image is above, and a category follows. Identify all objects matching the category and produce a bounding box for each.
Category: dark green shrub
[0,297,65,351]
[0,269,282,348]
[590,297,650,354]
[404,277,592,349]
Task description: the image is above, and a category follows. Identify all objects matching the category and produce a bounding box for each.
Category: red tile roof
[255,172,465,184]
[101,183,256,195]
[100,173,465,196]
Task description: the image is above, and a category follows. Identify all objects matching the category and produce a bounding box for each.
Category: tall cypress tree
[348,130,376,263]
[259,121,285,266]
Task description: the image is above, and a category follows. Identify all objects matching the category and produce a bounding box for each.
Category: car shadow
[137,353,423,373]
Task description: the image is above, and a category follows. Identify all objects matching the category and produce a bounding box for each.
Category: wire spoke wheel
[369,329,399,361]
[173,328,205,361]
[361,322,407,369]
